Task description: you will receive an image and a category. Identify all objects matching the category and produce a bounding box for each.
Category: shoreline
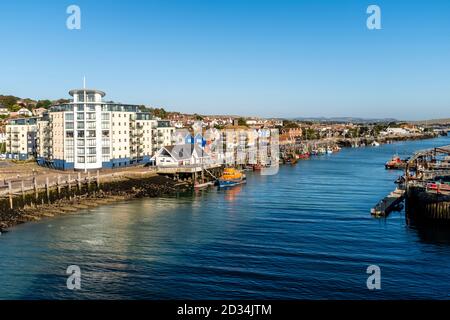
[0,174,190,232]
[0,133,444,233]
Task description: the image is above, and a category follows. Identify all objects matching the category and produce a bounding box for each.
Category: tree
[194,113,204,121]
[237,117,247,126]
[36,100,52,109]
[0,95,18,109]
[283,120,300,129]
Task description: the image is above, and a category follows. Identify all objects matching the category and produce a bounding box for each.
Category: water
[1,137,450,300]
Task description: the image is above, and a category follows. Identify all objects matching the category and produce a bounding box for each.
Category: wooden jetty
[371,188,405,217]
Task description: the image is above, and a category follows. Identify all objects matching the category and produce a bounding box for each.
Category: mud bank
[0,174,190,231]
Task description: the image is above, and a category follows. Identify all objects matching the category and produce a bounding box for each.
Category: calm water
[1,137,450,300]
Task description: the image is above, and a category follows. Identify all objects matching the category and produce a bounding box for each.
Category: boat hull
[218,178,247,188]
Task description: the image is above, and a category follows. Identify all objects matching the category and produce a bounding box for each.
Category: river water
[1,136,450,299]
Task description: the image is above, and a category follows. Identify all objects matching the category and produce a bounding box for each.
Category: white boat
[372,141,380,147]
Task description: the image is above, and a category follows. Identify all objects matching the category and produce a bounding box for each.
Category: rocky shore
[0,174,190,232]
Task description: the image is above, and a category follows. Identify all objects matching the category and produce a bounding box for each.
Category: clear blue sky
[1,0,449,120]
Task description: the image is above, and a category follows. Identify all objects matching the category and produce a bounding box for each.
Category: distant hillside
[0,94,69,111]
[413,118,450,125]
[293,117,398,124]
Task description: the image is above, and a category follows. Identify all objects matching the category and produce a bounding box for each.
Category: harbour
[2,136,450,299]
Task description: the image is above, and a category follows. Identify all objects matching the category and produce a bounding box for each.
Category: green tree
[237,117,247,126]
[36,100,52,109]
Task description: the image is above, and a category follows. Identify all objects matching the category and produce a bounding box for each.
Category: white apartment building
[5,117,38,160]
[36,88,175,170]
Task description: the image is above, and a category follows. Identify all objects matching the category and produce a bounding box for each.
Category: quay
[371,189,405,217]
[379,144,450,221]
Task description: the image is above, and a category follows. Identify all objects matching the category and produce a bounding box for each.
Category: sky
[0,0,449,120]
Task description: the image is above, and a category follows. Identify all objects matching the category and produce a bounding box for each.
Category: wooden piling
[8,181,13,209]
[33,176,38,200]
[57,175,61,196]
[45,177,50,203]
[96,170,100,189]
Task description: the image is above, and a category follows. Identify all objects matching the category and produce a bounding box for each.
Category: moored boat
[385,155,408,170]
[218,168,247,188]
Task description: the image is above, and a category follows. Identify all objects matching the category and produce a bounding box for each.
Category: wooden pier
[371,189,405,217]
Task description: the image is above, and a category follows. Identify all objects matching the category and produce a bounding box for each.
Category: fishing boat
[296,152,310,160]
[326,147,333,154]
[385,155,408,170]
[253,164,262,171]
[371,141,380,147]
[332,146,341,153]
[218,168,247,188]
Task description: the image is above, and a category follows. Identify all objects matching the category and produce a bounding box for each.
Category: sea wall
[0,173,189,231]
[406,186,450,221]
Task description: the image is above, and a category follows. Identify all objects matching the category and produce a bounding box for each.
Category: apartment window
[87,103,95,110]
[87,156,96,163]
[87,147,96,155]
[86,122,96,129]
[66,131,74,138]
[102,155,109,162]
[77,140,85,147]
[65,113,74,121]
[77,156,85,163]
[77,113,84,120]
[102,130,110,137]
[65,122,74,130]
[87,139,96,147]
[77,130,85,138]
[86,112,96,120]
[86,130,96,138]
[77,122,85,129]
[101,113,110,121]
[102,147,110,154]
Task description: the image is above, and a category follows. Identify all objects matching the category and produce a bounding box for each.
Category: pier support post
[45,177,50,204]
[96,170,100,189]
[21,180,25,201]
[57,175,61,196]
[8,181,13,210]
[33,177,38,201]
[77,172,81,192]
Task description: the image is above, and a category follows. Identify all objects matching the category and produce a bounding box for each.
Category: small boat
[194,181,215,189]
[284,157,298,165]
[332,146,341,153]
[253,164,262,171]
[296,152,310,160]
[311,149,319,156]
[326,147,333,154]
[317,147,326,155]
[371,141,380,147]
[385,155,407,170]
[218,168,247,188]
